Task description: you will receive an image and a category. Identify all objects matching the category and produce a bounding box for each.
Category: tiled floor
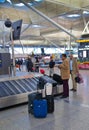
[0,70,89,130]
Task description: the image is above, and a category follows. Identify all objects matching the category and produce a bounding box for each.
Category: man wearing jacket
[69,54,79,92]
[49,56,55,77]
[58,54,70,98]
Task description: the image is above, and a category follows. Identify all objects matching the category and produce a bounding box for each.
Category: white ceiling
[0,0,89,47]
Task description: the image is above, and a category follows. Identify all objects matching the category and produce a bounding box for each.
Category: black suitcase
[53,74,63,85]
[38,76,57,89]
[46,95,54,113]
[28,92,42,114]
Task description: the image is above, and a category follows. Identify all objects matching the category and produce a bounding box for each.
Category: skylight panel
[15,3,24,6]
[35,0,43,1]
[67,14,80,18]
[7,0,12,4]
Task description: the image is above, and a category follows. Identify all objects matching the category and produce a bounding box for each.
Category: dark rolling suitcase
[37,76,57,89]
[28,92,42,114]
[53,74,63,85]
[41,75,57,87]
[46,95,54,113]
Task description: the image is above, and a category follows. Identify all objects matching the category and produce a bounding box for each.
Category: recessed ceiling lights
[15,0,44,6]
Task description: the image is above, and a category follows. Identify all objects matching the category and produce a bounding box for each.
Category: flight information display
[83,51,86,58]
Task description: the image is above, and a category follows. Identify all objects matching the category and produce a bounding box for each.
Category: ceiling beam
[19,0,77,40]
[46,0,89,11]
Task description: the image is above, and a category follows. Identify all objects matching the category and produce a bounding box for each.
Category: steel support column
[11,28,16,76]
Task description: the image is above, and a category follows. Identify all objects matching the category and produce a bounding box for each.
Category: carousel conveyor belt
[0,77,40,109]
[0,75,60,109]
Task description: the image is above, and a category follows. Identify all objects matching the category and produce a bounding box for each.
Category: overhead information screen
[83,51,87,58]
[76,34,89,43]
[78,34,89,61]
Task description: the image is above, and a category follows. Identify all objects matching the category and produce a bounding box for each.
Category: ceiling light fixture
[31,24,46,28]
[15,3,24,6]
[67,14,80,18]
[35,0,43,1]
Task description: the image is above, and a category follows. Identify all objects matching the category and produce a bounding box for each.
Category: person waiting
[49,56,55,77]
[26,56,33,72]
[35,57,39,72]
[58,54,70,98]
[69,54,79,92]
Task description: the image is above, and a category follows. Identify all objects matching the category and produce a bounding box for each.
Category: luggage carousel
[0,73,63,109]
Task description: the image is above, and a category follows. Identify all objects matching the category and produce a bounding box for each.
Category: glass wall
[9,47,65,55]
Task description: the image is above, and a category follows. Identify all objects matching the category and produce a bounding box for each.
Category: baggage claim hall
[0,0,89,130]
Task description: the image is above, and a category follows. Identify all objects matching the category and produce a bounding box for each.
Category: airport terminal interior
[0,0,89,130]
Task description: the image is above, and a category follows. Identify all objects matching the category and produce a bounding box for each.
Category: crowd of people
[15,54,79,99]
[15,59,23,71]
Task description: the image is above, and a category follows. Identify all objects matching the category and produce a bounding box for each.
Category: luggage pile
[28,76,54,118]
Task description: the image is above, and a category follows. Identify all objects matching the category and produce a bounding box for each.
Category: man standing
[49,56,55,77]
[26,56,33,72]
[58,54,70,98]
[69,54,79,92]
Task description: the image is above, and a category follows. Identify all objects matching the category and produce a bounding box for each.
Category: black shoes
[60,95,69,99]
[70,88,77,92]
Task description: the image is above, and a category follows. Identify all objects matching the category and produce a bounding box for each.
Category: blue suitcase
[28,93,42,114]
[33,99,47,118]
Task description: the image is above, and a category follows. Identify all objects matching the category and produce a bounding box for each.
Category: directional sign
[76,39,89,43]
